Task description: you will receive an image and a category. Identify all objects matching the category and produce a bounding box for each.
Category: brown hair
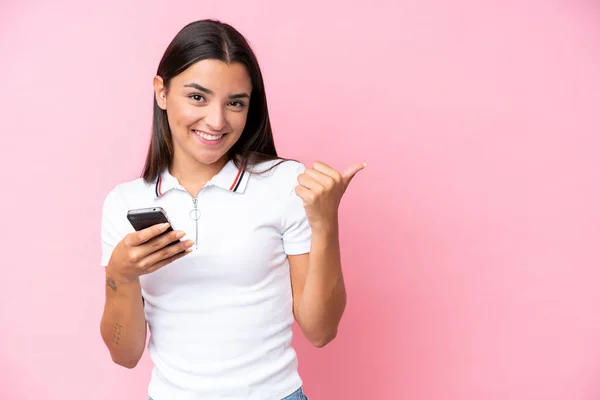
[142,19,286,183]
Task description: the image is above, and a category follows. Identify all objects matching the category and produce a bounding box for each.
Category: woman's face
[154,59,252,167]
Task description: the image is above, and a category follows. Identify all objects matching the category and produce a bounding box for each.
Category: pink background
[1,1,600,399]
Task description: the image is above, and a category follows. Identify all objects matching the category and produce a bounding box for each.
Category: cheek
[167,101,200,128]
[229,111,249,132]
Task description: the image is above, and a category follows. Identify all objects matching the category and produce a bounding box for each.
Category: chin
[192,151,229,165]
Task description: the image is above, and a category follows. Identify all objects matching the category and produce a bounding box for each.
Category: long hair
[142,19,284,183]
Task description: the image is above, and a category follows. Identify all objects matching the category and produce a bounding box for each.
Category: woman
[100,19,364,400]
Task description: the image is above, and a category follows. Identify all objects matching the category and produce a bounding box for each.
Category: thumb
[342,163,367,188]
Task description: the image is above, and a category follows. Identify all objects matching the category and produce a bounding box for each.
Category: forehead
[172,59,252,92]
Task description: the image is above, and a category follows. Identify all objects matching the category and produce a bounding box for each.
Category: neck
[169,151,229,196]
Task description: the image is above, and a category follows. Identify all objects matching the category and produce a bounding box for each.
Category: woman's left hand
[295,161,366,233]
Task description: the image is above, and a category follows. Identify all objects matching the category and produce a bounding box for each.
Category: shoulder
[247,159,306,192]
[248,158,306,180]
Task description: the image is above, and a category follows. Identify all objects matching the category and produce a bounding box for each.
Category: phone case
[126,207,181,246]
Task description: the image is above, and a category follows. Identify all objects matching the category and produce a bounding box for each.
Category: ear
[153,75,167,110]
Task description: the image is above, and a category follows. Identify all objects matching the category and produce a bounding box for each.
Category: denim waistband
[148,386,308,400]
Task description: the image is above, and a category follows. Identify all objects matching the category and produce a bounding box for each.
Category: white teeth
[194,130,223,141]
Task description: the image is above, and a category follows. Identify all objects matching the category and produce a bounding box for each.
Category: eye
[189,94,205,102]
[229,101,246,108]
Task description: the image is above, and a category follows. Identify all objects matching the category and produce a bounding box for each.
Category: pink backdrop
[1,1,600,399]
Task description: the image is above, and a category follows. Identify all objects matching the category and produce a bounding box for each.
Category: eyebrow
[184,83,250,99]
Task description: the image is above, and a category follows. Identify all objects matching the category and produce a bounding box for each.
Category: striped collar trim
[154,160,248,198]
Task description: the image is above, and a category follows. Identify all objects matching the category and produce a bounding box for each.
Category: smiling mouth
[192,130,226,141]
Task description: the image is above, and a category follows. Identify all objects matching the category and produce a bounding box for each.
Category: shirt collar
[154,159,248,198]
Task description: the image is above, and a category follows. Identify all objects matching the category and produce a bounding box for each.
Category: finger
[312,162,343,184]
[304,167,337,189]
[142,229,187,254]
[295,185,315,205]
[128,223,171,246]
[342,163,367,188]
[297,171,324,192]
[145,247,193,274]
[127,226,185,262]
[141,239,195,269]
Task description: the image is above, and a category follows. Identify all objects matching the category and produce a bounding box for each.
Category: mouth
[192,130,226,141]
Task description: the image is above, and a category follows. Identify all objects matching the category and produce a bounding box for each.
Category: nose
[204,103,226,132]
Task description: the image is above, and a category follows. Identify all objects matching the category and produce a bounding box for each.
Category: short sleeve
[281,163,312,255]
[100,187,129,266]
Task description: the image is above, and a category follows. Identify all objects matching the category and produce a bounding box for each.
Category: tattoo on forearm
[106,277,117,291]
[112,322,122,345]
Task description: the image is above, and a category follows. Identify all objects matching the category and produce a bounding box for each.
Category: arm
[100,273,147,368]
[99,220,194,368]
[289,226,346,348]
[290,160,365,348]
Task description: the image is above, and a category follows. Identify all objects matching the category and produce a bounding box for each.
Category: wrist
[311,224,339,241]
[106,265,140,286]
[310,214,339,236]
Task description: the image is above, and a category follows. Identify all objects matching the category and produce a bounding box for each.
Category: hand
[107,223,194,283]
[295,161,366,233]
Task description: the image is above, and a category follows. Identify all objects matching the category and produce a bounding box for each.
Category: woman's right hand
[107,223,194,283]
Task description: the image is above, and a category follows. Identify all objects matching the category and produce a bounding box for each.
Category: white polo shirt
[100,159,312,400]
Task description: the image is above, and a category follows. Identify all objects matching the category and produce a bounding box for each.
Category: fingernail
[161,223,170,229]
[363,162,368,167]
[176,231,185,238]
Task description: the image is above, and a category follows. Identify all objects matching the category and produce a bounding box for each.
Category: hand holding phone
[106,208,194,283]
[127,207,178,241]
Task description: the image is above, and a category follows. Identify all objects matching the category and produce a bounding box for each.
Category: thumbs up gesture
[295,161,366,233]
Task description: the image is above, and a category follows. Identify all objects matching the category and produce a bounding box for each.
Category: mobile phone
[127,207,180,245]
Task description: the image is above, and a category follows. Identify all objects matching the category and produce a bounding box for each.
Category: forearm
[100,270,147,368]
[296,226,347,347]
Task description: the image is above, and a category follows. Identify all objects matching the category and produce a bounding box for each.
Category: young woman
[99,19,364,400]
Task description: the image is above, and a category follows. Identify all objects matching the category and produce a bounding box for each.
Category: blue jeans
[282,387,309,399]
[149,386,308,399]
